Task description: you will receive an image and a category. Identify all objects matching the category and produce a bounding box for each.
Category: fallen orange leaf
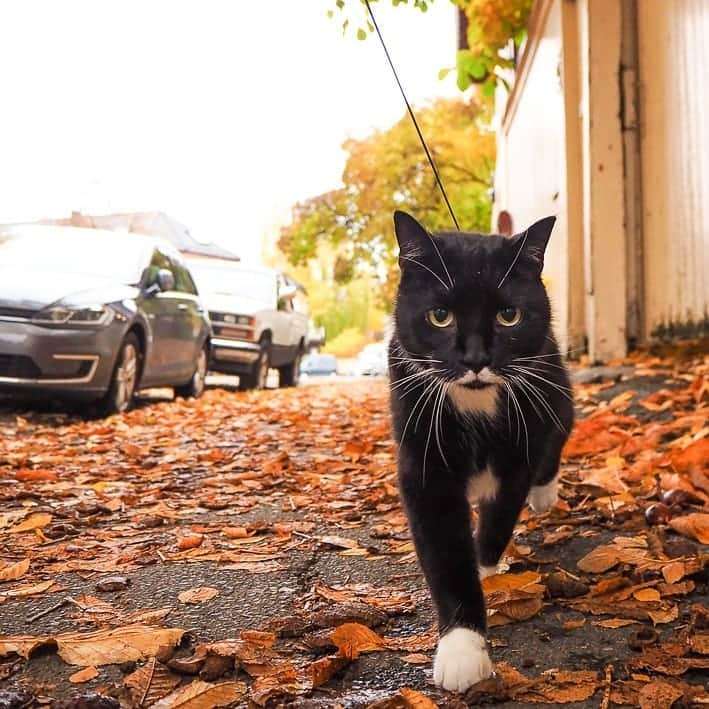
[177,534,204,550]
[633,588,661,602]
[9,513,52,534]
[177,587,219,604]
[668,513,709,544]
[15,469,58,482]
[332,623,385,659]
[0,558,30,582]
[69,666,98,683]
[150,680,247,709]
[399,687,439,708]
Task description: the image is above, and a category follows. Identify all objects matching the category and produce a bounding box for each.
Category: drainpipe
[620,0,645,348]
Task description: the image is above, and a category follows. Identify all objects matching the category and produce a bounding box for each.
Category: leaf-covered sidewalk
[0,344,707,708]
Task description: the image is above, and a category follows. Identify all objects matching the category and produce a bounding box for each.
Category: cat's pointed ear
[394,210,430,263]
[513,216,556,273]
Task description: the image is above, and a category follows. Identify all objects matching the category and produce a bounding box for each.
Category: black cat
[389,211,574,692]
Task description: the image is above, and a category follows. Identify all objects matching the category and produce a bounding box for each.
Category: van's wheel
[239,346,269,391]
[278,349,302,388]
[101,333,140,415]
[175,344,208,399]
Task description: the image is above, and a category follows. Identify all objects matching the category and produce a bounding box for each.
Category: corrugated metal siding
[494,1,571,349]
[638,0,709,335]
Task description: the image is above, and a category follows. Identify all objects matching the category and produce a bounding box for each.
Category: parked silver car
[0,225,211,413]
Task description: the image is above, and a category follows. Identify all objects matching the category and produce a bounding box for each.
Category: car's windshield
[0,230,147,284]
[188,262,274,304]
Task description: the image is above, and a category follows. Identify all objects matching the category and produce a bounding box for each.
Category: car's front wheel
[101,333,140,415]
[175,343,208,399]
[239,345,269,391]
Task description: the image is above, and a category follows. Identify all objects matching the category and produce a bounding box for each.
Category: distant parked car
[185,258,308,390]
[300,353,338,377]
[0,226,211,414]
[355,343,388,376]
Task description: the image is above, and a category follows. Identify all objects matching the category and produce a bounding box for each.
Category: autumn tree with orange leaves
[278,97,494,307]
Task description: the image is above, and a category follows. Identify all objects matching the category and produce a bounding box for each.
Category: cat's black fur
[389,211,574,690]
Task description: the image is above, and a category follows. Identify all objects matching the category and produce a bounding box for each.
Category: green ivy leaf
[482,77,496,98]
[356,27,367,40]
[456,70,471,92]
[438,67,453,80]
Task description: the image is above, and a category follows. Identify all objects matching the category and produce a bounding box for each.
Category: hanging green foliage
[327,0,532,97]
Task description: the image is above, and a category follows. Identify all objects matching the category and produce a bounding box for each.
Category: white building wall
[493,1,571,351]
[638,0,709,336]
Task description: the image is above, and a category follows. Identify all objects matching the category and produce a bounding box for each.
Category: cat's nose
[461,351,491,374]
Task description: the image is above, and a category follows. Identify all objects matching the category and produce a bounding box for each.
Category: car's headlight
[33,305,114,327]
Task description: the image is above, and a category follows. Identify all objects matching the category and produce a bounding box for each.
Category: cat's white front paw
[433,627,492,692]
[528,477,558,514]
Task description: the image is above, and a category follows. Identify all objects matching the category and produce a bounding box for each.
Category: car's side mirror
[157,269,175,292]
[279,284,297,301]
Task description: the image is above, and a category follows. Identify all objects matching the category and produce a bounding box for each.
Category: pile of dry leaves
[0,343,707,708]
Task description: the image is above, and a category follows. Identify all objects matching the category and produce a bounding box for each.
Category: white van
[186,258,308,390]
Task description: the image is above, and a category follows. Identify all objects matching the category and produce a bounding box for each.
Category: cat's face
[392,211,555,395]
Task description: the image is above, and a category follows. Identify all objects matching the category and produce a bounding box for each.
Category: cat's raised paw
[528,477,558,514]
[433,627,492,692]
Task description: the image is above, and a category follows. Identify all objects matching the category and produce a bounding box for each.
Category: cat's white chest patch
[447,383,499,417]
[467,467,499,503]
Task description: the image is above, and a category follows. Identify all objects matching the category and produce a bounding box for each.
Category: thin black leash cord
[363,0,460,231]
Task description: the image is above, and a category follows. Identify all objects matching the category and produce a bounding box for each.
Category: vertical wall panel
[638,0,709,335]
[578,0,627,362]
[494,1,572,351]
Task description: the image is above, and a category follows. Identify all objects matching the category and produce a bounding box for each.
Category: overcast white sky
[0,1,458,263]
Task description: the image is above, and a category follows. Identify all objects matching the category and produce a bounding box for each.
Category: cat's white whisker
[504,383,519,445]
[400,376,440,444]
[497,227,529,289]
[399,372,439,398]
[509,374,544,422]
[426,233,455,289]
[434,381,451,470]
[422,380,444,484]
[514,352,565,359]
[399,255,450,290]
[508,365,574,402]
[414,377,442,432]
[514,353,567,365]
[507,373,568,436]
[513,375,568,435]
[503,380,529,465]
[390,368,434,391]
[390,355,442,362]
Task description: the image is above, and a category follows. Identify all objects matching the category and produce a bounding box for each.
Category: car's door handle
[178,304,189,311]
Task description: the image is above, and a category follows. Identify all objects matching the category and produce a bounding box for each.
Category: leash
[363,0,460,230]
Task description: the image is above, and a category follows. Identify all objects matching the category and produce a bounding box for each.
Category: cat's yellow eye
[427,307,454,328]
[496,307,522,327]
